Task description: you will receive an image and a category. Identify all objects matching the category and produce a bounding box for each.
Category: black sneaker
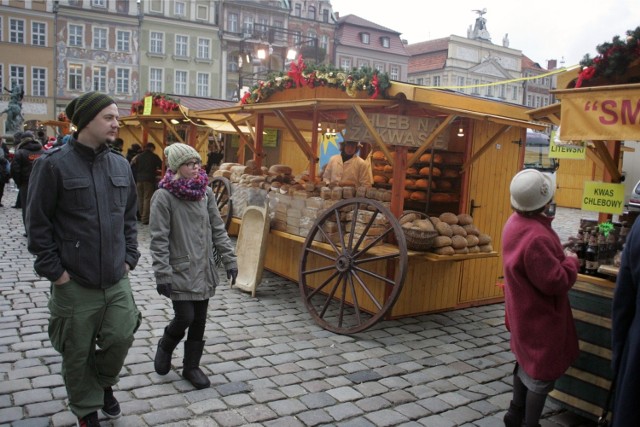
[76,411,100,427]
[101,386,121,419]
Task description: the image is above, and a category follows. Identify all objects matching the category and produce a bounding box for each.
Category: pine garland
[576,26,640,87]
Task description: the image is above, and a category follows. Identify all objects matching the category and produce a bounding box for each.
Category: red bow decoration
[575,65,596,88]
[371,73,380,99]
[287,55,306,88]
[240,91,251,104]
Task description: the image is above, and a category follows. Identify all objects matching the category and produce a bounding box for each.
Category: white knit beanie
[164,143,201,172]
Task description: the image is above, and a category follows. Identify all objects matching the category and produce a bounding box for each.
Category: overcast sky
[330,0,639,68]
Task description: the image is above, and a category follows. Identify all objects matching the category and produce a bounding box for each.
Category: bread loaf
[451,235,468,250]
[433,246,455,255]
[478,233,492,245]
[439,212,459,225]
[457,213,474,225]
[432,235,452,248]
[450,224,468,237]
[465,235,480,247]
[463,224,480,236]
[435,221,453,237]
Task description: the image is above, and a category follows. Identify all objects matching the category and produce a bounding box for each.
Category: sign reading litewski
[558,86,640,141]
[581,181,625,214]
[346,112,449,148]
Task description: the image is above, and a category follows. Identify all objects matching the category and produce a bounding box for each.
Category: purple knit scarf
[158,168,209,201]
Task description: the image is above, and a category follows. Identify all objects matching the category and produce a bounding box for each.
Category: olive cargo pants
[48,276,141,418]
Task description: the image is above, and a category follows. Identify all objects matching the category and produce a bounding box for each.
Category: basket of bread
[399,211,438,251]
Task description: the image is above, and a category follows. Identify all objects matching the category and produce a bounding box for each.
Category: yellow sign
[581,181,625,214]
[549,138,585,160]
[558,87,640,141]
[143,96,153,116]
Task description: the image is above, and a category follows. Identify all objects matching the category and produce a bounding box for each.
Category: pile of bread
[401,212,493,255]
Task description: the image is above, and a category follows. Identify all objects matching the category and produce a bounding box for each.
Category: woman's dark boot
[182,340,210,389]
[504,401,524,427]
[154,327,183,375]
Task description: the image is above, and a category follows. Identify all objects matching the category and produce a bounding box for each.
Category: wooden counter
[549,273,615,421]
[231,217,499,318]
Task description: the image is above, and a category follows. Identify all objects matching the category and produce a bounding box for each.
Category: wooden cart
[191,81,546,334]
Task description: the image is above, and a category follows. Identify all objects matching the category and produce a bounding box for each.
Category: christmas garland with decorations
[576,26,640,88]
[131,92,181,114]
[240,56,391,104]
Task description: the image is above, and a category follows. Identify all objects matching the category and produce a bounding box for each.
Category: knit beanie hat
[164,143,201,172]
[65,91,115,133]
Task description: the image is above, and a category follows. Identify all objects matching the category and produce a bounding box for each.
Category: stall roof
[191,82,547,132]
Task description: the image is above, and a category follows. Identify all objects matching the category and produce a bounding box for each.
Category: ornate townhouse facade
[0,1,554,136]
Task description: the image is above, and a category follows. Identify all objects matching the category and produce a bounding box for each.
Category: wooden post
[389,145,408,219]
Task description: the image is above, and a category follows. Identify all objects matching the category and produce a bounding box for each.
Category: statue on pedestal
[1,83,25,134]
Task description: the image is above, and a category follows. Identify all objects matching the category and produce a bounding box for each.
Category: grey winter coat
[149,186,237,301]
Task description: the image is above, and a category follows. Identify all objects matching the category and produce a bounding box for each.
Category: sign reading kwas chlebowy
[581,181,625,214]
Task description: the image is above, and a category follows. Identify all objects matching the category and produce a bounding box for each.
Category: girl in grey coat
[150,143,237,389]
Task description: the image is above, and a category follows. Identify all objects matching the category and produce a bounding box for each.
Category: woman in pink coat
[502,169,579,427]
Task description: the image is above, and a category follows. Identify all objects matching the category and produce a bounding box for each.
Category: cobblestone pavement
[0,187,599,427]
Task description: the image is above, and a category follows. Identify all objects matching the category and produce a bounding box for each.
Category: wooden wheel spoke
[346,272,363,326]
[349,269,384,310]
[353,265,397,286]
[313,225,343,256]
[304,269,341,299]
[352,227,395,258]
[315,273,344,318]
[301,261,340,277]
[303,246,338,263]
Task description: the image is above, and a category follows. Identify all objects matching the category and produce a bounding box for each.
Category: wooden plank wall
[556,158,604,208]
[458,122,523,304]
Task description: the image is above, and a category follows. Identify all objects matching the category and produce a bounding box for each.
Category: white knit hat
[164,143,201,172]
[510,169,555,212]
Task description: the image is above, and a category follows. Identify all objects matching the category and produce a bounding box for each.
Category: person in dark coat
[11,133,44,235]
[611,218,640,426]
[130,143,162,224]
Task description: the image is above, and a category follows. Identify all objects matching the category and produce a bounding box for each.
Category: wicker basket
[400,210,438,251]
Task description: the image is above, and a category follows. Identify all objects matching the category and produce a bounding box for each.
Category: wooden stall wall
[556,157,605,209]
[458,123,524,305]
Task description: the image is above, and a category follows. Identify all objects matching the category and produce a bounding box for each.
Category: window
[32,67,47,96]
[357,60,370,69]
[116,30,130,52]
[92,66,107,92]
[457,76,465,88]
[380,37,390,48]
[150,31,164,54]
[416,78,424,85]
[93,27,108,50]
[175,70,188,95]
[291,31,301,46]
[175,1,186,17]
[149,68,163,92]
[32,22,46,46]
[473,79,480,94]
[68,24,83,47]
[116,68,130,94]
[360,33,370,44]
[197,5,208,20]
[10,19,25,44]
[340,57,351,71]
[68,64,83,90]
[243,16,254,35]
[150,0,163,13]
[228,13,238,33]
[433,76,441,87]
[320,35,328,51]
[374,63,385,73]
[175,35,188,57]
[196,72,209,97]
[308,6,316,20]
[499,84,506,99]
[390,65,399,80]
[10,66,25,90]
[511,85,518,101]
[294,4,301,16]
[197,38,211,60]
[322,9,329,23]
[487,84,493,97]
[92,0,106,7]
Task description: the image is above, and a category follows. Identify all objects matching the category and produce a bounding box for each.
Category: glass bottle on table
[584,229,599,276]
[574,228,586,274]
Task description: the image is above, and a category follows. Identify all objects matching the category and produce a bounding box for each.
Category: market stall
[527,33,640,421]
[192,63,546,334]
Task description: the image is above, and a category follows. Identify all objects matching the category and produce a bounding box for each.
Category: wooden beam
[461,125,511,172]
[407,115,456,168]
[592,140,622,182]
[138,122,165,147]
[223,112,257,158]
[352,104,394,167]
[161,119,186,144]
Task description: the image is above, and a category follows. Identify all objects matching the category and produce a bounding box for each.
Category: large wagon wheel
[210,176,233,230]
[299,197,408,334]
